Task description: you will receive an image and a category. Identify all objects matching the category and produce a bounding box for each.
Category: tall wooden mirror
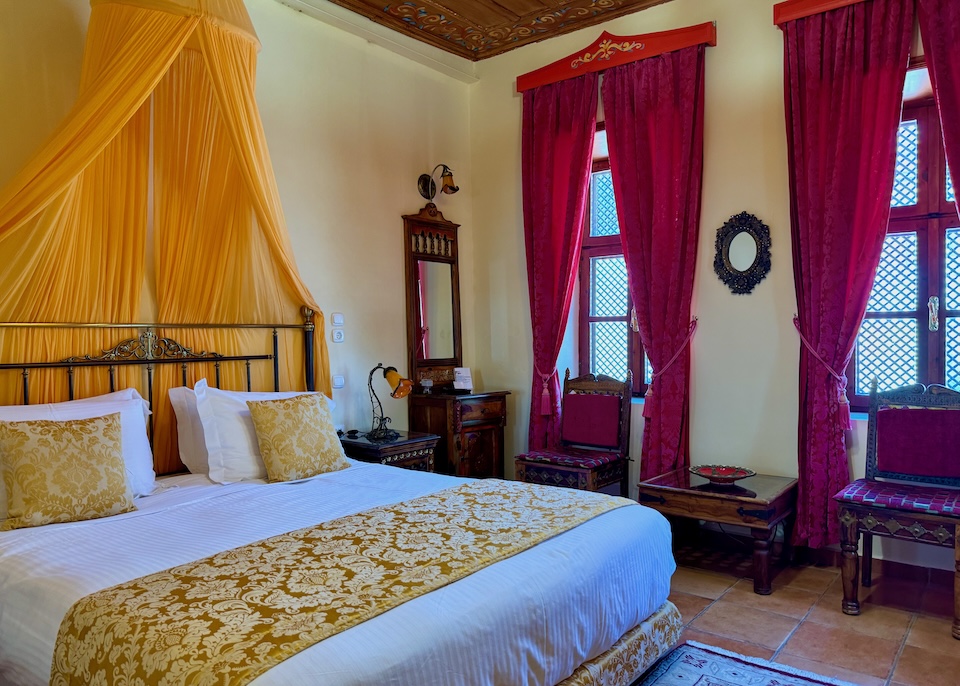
[403,203,462,389]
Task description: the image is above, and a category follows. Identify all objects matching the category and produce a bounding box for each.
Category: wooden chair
[514,369,632,496]
[833,382,960,639]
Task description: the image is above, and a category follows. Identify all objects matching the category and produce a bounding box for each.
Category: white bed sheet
[0,460,675,686]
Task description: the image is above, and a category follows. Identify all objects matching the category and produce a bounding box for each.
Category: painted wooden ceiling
[322,0,675,61]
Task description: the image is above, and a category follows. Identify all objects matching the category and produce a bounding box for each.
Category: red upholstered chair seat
[514,369,632,496]
[833,383,960,641]
[834,478,960,517]
[515,447,622,470]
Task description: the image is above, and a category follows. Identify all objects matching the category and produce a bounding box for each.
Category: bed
[0,324,680,686]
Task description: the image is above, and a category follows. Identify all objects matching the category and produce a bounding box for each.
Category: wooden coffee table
[637,469,798,594]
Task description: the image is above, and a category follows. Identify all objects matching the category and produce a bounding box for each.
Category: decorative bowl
[690,464,756,485]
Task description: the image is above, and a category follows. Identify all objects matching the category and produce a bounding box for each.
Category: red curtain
[601,45,705,479]
[521,74,598,450]
[919,0,960,217]
[782,0,912,548]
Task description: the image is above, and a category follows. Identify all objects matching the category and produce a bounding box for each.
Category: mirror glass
[416,260,455,360]
[729,231,758,272]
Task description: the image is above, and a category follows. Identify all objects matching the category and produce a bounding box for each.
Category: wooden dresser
[409,391,510,478]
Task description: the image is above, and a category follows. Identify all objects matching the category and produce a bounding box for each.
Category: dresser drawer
[460,397,505,423]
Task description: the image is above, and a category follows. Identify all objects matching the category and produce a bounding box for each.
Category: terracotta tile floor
[669,563,957,686]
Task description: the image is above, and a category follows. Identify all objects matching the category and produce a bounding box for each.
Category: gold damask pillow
[0,413,135,531]
[246,394,349,482]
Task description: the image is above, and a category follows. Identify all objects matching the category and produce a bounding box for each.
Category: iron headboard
[0,308,318,443]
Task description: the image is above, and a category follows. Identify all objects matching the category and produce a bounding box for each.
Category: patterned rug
[636,642,857,686]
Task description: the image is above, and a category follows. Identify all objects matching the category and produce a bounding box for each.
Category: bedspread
[0,461,676,686]
[52,480,630,685]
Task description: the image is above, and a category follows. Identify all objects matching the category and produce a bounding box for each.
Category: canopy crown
[91,0,259,47]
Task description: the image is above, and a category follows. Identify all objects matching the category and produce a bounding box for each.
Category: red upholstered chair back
[866,383,960,487]
[559,369,632,455]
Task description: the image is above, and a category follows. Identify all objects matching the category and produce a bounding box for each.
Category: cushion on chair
[834,478,960,516]
[876,407,960,480]
[516,448,621,470]
[560,393,621,449]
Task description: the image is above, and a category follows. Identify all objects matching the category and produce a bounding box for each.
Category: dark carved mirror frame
[403,203,463,390]
[713,211,772,295]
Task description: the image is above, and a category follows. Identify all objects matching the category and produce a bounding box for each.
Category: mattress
[0,460,675,686]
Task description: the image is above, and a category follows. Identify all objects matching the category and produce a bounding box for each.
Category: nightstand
[339,430,440,472]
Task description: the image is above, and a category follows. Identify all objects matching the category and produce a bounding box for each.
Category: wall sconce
[366,363,413,442]
[418,164,460,201]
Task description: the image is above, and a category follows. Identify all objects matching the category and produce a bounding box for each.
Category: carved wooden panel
[323,0,675,60]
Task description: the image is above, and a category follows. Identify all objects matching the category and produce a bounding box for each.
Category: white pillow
[191,379,332,483]
[168,386,207,475]
[0,390,157,518]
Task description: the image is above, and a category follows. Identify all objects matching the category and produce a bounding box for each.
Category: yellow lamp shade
[440,167,459,195]
[384,367,414,399]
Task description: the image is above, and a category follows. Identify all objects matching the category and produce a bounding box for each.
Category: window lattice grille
[867,232,918,312]
[855,319,919,395]
[590,321,628,380]
[590,256,628,317]
[947,228,960,310]
[891,120,919,208]
[947,318,960,392]
[590,170,620,237]
[948,163,955,203]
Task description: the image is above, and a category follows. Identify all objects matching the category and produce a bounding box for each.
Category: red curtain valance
[774,0,867,25]
[516,22,716,93]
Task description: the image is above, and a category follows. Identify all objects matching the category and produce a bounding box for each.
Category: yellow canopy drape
[0,0,331,474]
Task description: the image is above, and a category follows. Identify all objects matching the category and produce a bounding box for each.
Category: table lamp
[366,363,413,441]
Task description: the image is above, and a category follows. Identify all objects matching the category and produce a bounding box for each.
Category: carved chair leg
[839,509,861,616]
[862,532,873,588]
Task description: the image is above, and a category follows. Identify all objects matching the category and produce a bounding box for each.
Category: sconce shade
[440,166,459,195]
[418,163,460,200]
[385,366,414,399]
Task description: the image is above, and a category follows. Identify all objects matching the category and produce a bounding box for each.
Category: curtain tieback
[643,318,698,418]
[535,366,553,416]
[793,316,851,429]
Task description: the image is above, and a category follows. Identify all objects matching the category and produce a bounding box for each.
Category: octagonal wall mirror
[714,211,772,295]
[404,204,462,389]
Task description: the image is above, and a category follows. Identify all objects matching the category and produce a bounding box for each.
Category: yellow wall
[470,0,798,485]
[0,0,950,569]
[0,0,473,434]
[467,0,951,570]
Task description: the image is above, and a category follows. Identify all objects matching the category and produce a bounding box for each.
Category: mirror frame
[713,211,772,295]
[403,203,463,389]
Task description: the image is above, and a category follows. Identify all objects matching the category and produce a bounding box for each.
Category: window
[577,158,652,395]
[849,98,959,408]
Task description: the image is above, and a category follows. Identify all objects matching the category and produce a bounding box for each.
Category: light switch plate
[331,312,345,327]
[331,328,344,343]
[332,374,345,388]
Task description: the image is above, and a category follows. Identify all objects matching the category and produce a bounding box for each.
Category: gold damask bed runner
[51,480,632,686]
